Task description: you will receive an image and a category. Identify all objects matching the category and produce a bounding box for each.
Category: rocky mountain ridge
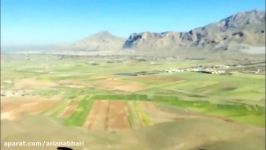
[123,10,265,51]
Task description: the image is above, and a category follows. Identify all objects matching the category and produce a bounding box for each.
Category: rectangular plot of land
[84,100,131,131]
[106,101,131,131]
[83,101,109,131]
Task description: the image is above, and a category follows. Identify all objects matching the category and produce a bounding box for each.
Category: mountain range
[69,10,265,52]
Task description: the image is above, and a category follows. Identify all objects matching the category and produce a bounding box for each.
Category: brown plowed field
[84,100,130,131]
[106,101,130,131]
[83,101,109,131]
[1,96,60,120]
[95,78,146,92]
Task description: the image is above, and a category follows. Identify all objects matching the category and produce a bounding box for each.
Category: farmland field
[1,54,265,150]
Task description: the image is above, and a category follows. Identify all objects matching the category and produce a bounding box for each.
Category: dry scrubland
[1,54,265,150]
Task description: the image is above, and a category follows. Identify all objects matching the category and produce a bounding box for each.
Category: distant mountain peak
[71,31,125,51]
[220,9,265,28]
[93,31,113,36]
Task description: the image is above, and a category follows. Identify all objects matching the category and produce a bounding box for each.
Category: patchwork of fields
[1,54,265,150]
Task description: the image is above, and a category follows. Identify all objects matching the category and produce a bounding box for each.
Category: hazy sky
[2,0,265,46]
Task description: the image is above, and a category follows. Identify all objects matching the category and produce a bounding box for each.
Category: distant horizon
[2,0,265,47]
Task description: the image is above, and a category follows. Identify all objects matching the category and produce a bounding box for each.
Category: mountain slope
[72,31,125,51]
[123,10,265,51]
